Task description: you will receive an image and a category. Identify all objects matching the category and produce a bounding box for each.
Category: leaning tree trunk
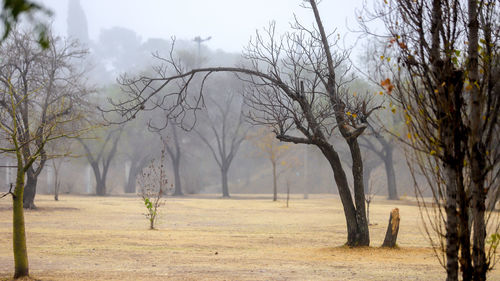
[221,166,230,198]
[272,161,277,201]
[383,148,398,200]
[172,157,183,196]
[13,164,29,278]
[347,139,370,246]
[22,171,38,209]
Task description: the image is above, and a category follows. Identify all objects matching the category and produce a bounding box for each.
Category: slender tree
[248,127,291,201]
[0,29,90,209]
[164,125,184,196]
[0,38,87,280]
[195,90,247,198]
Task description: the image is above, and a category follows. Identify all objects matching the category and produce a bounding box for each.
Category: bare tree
[110,0,379,246]
[121,118,154,194]
[0,28,89,279]
[163,124,185,196]
[359,132,398,200]
[195,89,247,198]
[360,0,500,279]
[137,138,170,230]
[78,127,122,196]
[248,127,294,201]
[0,29,91,209]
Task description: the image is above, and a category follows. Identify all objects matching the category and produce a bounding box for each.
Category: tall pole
[193,36,211,67]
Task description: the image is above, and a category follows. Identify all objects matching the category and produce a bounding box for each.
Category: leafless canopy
[108,0,380,247]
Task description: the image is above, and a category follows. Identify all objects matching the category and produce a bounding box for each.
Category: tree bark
[347,139,370,246]
[125,156,149,193]
[22,171,38,209]
[319,143,369,247]
[383,148,398,200]
[272,161,277,201]
[382,208,400,247]
[125,165,139,193]
[362,163,374,194]
[95,178,106,196]
[172,157,183,196]
[13,164,29,278]
[467,1,488,280]
[221,166,230,198]
[444,164,459,281]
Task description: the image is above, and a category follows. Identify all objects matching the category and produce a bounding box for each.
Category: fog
[3,0,499,280]
[0,0,413,199]
[40,0,369,53]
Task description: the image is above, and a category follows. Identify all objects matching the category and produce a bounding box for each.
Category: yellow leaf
[380,55,385,60]
[346,111,352,116]
[281,161,287,166]
[430,150,437,156]
[379,91,384,95]
[352,113,357,118]
[391,108,396,114]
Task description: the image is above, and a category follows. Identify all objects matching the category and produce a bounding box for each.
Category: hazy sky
[38,0,371,53]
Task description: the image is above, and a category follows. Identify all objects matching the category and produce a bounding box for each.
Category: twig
[0,183,16,199]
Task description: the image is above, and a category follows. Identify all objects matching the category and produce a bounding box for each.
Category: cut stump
[382,208,400,247]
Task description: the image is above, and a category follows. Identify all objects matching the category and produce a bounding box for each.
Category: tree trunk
[172,158,183,196]
[444,164,459,281]
[457,175,472,281]
[471,167,487,281]
[319,144,369,247]
[54,182,59,201]
[272,161,277,201]
[96,178,106,196]
[362,164,374,194]
[347,140,370,246]
[381,208,400,247]
[22,171,37,209]
[53,164,60,201]
[467,1,487,279]
[125,168,138,193]
[125,161,137,193]
[221,167,230,198]
[13,166,29,278]
[384,148,398,200]
[366,201,371,225]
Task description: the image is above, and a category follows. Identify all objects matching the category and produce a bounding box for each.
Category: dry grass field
[0,194,499,280]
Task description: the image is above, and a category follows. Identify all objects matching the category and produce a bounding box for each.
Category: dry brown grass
[0,194,499,280]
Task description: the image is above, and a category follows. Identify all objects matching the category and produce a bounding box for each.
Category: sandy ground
[0,194,499,280]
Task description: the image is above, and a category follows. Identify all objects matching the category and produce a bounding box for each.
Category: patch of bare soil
[0,194,499,280]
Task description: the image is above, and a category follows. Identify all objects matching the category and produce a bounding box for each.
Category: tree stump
[382,208,400,247]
